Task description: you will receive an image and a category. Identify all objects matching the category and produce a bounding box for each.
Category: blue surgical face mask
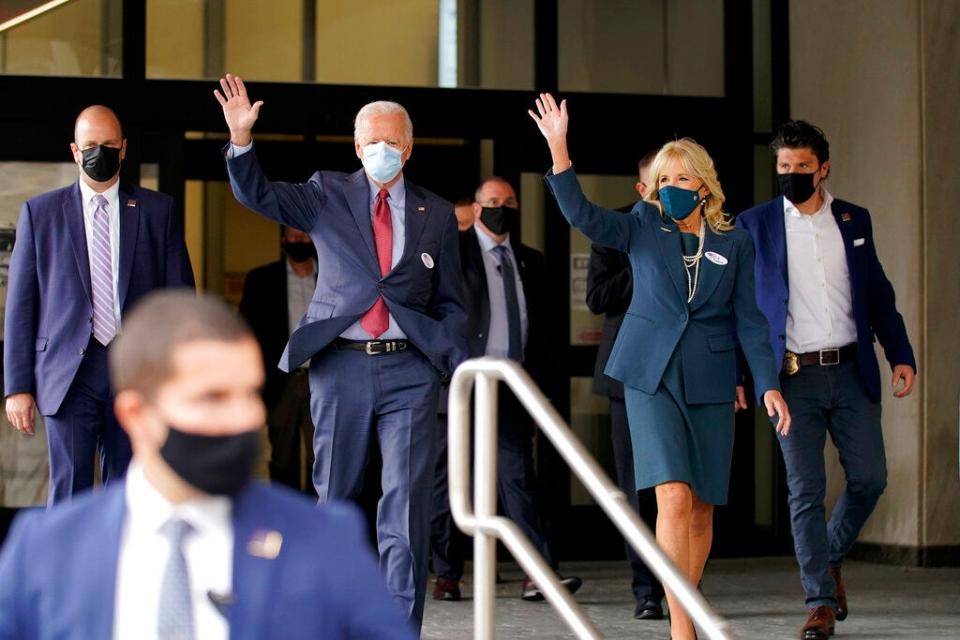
[361,141,404,184]
[658,185,704,221]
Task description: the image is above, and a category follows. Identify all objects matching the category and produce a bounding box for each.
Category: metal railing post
[473,373,498,640]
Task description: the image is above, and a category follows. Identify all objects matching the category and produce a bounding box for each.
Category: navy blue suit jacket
[736,197,916,401]
[224,148,468,380]
[0,481,416,640]
[546,169,780,404]
[3,182,195,415]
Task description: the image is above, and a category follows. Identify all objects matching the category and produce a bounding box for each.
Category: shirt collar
[78,178,120,209]
[783,187,834,219]
[367,174,405,206]
[475,227,512,255]
[124,462,233,538]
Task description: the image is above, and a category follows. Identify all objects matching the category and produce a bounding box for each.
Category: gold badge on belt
[783,351,800,376]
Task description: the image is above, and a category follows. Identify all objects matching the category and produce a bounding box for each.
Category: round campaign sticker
[421,252,435,269]
[704,251,728,266]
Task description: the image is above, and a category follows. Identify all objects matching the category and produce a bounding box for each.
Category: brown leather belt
[332,338,409,355]
[783,344,857,375]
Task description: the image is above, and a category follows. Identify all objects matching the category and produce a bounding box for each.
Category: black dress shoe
[634,598,664,620]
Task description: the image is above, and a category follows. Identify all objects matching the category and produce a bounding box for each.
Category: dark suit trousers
[609,397,665,603]
[43,339,131,505]
[431,390,555,581]
[308,345,439,630]
[266,369,316,495]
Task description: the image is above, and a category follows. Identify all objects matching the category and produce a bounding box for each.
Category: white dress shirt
[286,258,317,336]
[783,189,858,353]
[114,464,233,640]
[230,142,406,340]
[78,178,122,330]
[475,230,528,359]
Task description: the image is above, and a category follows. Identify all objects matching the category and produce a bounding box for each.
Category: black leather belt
[783,344,857,375]
[332,338,409,355]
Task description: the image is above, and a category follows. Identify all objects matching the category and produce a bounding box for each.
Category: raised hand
[527,93,572,173]
[213,74,263,146]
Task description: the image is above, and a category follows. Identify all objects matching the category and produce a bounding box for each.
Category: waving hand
[528,92,572,174]
[214,73,263,146]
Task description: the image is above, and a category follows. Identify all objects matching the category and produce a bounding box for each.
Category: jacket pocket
[707,334,735,352]
[35,337,48,352]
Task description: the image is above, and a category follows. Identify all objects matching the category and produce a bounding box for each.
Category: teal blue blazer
[546,168,779,404]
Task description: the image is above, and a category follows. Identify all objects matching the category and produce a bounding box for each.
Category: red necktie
[360,188,393,338]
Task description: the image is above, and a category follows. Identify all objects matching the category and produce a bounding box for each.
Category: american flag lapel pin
[126,199,137,207]
[247,529,283,559]
[841,212,851,222]
[417,206,426,214]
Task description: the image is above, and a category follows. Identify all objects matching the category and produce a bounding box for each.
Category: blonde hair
[644,138,733,233]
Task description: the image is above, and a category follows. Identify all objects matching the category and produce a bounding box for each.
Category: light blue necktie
[493,244,523,362]
[158,518,195,640]
[90,194,117,345]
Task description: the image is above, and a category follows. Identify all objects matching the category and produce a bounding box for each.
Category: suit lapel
[117,183,140,309]
[689,227,731,312]
[229,486,277,640]
[399,181,429,268]
[64,183,93,304]
[654,220,689,305]
[830,199,859,292]
[467,229,491,336]
[344,170,379,269]
[89,484,126,638]
[764,198,788,289]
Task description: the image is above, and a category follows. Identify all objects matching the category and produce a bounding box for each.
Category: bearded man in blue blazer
[0,291,414,640]
[736,121,916,640]
[3,106,195,505]
[213,74,467,630]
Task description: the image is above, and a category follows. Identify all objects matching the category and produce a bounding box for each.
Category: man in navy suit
[0,291,414,640]
[214,74,467,630]
[737,121,916,640]
[3,105,194,505]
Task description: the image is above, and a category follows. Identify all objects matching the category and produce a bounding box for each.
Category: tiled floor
[422,557,960,639]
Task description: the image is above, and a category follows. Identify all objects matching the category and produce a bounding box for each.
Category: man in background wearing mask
[430,177,582,602]
[215,74,467,631]
[737,121,916,640]
[240,225,318,494]
[3,105,194,505]
[584,151,665,621]
[0,291,415,639]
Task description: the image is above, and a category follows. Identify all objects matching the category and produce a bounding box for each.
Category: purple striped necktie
[90,194,117,346]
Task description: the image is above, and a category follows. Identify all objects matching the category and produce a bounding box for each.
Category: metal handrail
[448,357,734,640]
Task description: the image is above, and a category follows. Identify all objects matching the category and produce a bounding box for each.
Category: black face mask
[282,241,316,263]
[159,424,260,496]
[777,172,818,205]
[79,144,122,182]
[479,206,520,236]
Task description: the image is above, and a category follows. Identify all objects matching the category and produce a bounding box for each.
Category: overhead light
[0,0,75,34]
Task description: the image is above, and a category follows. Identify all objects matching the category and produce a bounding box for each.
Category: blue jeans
[777,360,886,609]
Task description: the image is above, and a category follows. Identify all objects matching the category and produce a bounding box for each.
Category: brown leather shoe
[829,565,847,621]
[433,577,461,601]
[801,605,835,639]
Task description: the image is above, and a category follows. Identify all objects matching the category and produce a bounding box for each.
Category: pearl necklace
[682,219,706,303]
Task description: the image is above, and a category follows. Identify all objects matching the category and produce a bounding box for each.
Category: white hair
[353,101,413,144]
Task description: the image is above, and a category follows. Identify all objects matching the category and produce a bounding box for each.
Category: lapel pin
[247,529,283,559]
[417,206,426,213]
[660,226,673,233]
[704,251,728,266]
[421,252,435,269]
[841,212,851,222]
[126,199,137,207]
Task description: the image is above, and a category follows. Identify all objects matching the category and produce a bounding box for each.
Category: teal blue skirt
[624,347,735,505]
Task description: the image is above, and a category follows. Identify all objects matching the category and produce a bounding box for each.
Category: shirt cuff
[227,141,253,159]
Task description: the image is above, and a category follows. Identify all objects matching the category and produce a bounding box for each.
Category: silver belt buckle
[819,348,840,366]
[365,341,379,355]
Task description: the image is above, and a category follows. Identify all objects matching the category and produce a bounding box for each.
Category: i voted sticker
[704,251,728,266]
[421,253,435,269]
